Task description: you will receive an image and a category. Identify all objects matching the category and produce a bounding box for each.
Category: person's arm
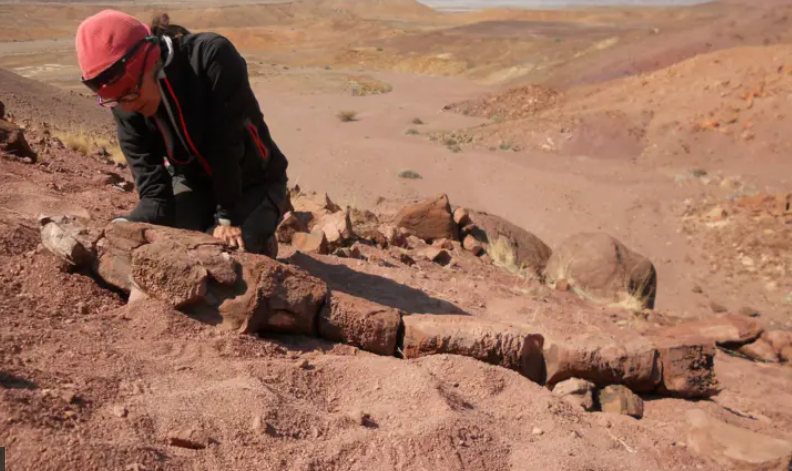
[113,110,175,225]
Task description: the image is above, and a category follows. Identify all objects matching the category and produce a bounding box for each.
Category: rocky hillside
[2,95,792,470]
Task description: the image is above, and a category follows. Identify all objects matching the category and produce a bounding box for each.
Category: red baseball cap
[76,10,160,100]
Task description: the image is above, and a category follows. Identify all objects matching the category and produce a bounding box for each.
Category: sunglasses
[81,37,157,108]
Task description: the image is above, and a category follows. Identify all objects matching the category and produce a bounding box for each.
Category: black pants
[171,173,288,256]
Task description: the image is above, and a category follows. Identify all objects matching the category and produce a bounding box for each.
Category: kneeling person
[75,10,289,256]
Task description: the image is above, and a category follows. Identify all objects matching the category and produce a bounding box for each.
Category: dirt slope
[0,66,113,135]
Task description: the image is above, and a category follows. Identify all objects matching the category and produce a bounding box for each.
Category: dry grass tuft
[397,169,422,179]
[336,110,359,122]
[53,130,125,164]
[346,75,393,96]
[488,235,538,280]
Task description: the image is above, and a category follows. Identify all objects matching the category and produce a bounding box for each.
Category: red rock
[466,210,552,277]
[657,314,763,348]
[544,232,656,309]
[94,223,150,291]
[318,291,401,355]
[292,232,328,255]
[393,194,458,241]
[276,212,308,244]
[653,336,719,399]
[739,338,779,362]
[598,385,644,419]
[377,224,407,248]
[312,207,353,248]
[462,235,484,256]
[39,215,97,267]
[290,190,341,230]
[349,208,381,242]
[686,409,792,470]
[543,334,660,392]
[333,246,362,259]
[402,314,545,383]
[0,118,36,159]
[215,253,327,335]
[417,247,452,266]
[131,240,209,308]
[555,279,570,292]
[453,207,471,226]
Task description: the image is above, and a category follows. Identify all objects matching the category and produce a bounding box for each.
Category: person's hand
[213,225,245,251]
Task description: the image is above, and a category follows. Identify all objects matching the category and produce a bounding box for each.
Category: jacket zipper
[157,74,213,176]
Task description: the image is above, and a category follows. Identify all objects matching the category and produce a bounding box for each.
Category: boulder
[214,253,327,335]
[276,212,308,244]
[686,409,792,471]
[551,378,595,411]
[292,232,328,255]
[0,117,36,159]
[393,194,458,242]
[416,247,452,266]
[453,207,471,226]
[598,385,644,419]
[402,314,545,383]
[544,233,656,309]
[543,334,660,392]
[656,314,763,349]
[653,336,719,399]
[312,208,353,248]
[463,210,552,277]
[739,338,779,363]
[318,291,402,355]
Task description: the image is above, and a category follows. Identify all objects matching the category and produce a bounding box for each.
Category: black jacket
[113,32,288,225]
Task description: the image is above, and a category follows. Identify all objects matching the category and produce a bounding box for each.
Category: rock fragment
[292,232,328,255]
[552,378,595,411]
[393,194,458,241]
[318,291,401,356]
[598,385,644,419]
[402,314,545,383]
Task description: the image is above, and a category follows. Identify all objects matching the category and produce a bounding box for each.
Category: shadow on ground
[284,252,468,315]
[0,371,38,390]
